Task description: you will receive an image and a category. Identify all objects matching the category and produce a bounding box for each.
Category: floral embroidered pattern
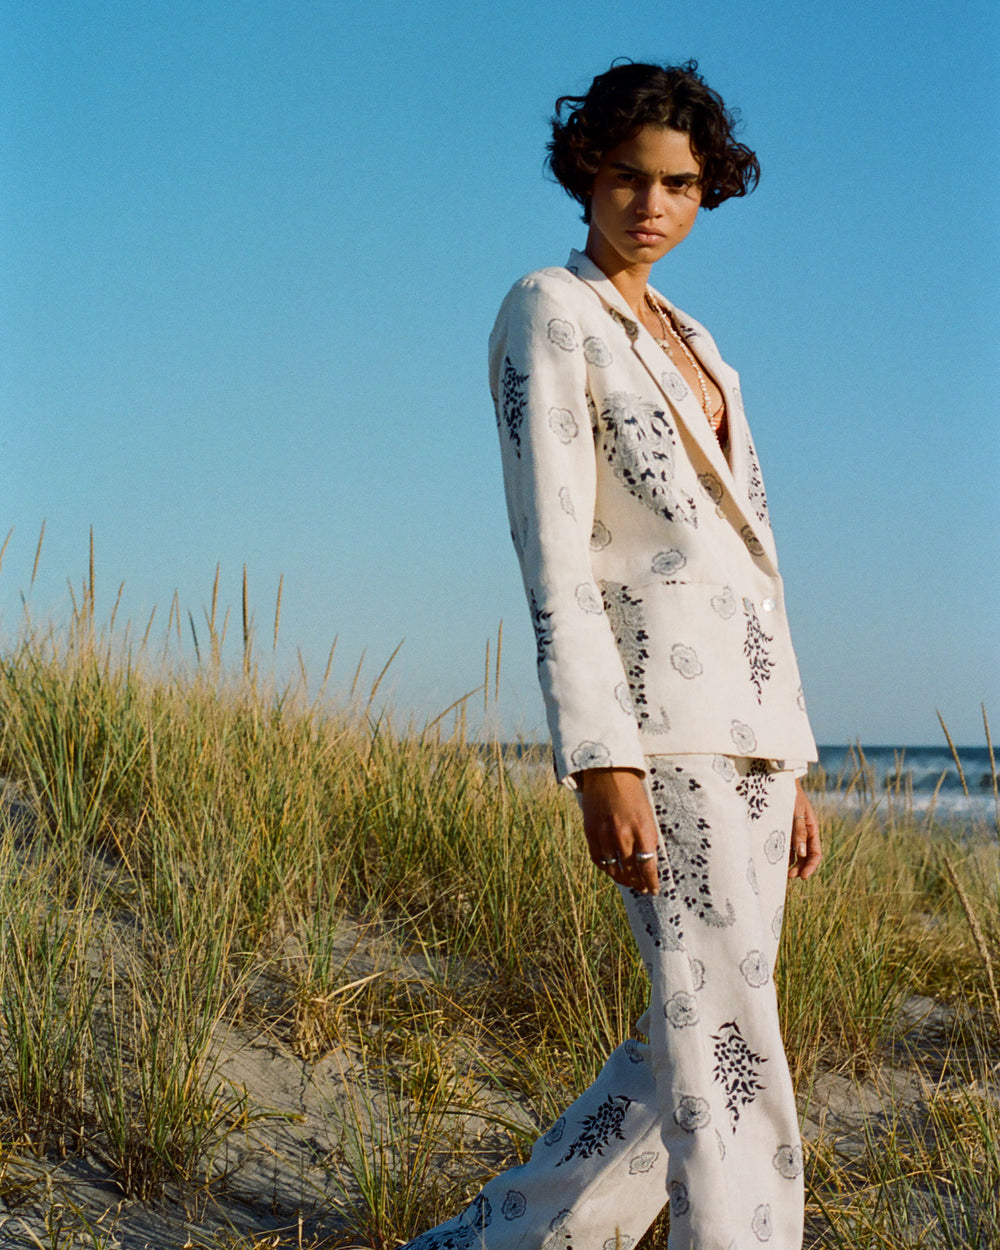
[743,598,775,702]
[669,1179,691,1215]
[599,582,670,733]
[543,1116,566,1146]
[499,356,529,457]
[670,643,703,679]
[548,407,579,442]
[730,720,757,753]
[650,548,686,575]
[771,903,785,941]
[747,858,759,895]
[673,1095,711,1132]
[689,956,706,990]
[615,681,635,716]
[575,582,603,614]
[699,472,723,505]
[623,1037,645,1064]
[736,758,772,820]
[529,589,553,667]
[598,392,697,527]
[583,335,612,366]
[740,949,770,988]
[711,586,737,619]
[501,1191,526,1219]
[558,486,575,518]
[570,741,612,769]
[590,519,612,550]
[557,1094,633,1165]
[607,306,639,342]
[741,524,766,557]
[547,318,578,351]
[628,1150,658,1174]
[713,754,736,782]
[712,1020,768,1131]
[752,1204,773,1242]
[773,1143,803,1179]
[764,829,786,864]
[647,761,735,929]
[662,371,687,402]
[664,990,699,1027]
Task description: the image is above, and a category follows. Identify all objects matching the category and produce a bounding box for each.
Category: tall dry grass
[0,541,995,1247]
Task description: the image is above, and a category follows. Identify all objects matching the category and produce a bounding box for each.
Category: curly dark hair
[547,60,760,220]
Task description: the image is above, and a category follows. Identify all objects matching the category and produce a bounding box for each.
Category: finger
[617,849,659,895]
[788,836,821,881]
[791,812,809,861]
[798,838,822,879]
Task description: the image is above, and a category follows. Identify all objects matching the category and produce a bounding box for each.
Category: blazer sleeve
[488,273,647,785]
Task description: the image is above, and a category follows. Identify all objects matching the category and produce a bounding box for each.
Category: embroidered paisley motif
[646,761,735,929]
[598,392,698,527]
[599,582,670,733]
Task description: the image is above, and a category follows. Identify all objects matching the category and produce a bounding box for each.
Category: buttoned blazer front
[489,249,817,784]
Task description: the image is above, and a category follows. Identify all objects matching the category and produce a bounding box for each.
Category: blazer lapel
[566,249,777,567]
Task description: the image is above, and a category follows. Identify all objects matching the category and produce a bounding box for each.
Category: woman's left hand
[787,779,821,881]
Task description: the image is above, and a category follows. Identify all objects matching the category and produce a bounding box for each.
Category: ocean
[812,744,998,831]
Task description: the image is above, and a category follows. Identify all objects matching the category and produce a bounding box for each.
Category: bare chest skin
[639,300,729,447]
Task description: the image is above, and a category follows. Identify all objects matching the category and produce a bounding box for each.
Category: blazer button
[761,596,776,612]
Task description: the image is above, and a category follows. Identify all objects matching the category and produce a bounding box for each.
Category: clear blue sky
[3,0,998,746]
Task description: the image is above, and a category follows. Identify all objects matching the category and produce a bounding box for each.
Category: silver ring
[634,851,657,862]
[598,857,618,867]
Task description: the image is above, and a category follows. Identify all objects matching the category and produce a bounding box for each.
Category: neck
[583,239,652,318]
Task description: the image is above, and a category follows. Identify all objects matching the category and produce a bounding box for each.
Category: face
[585,125,702,277]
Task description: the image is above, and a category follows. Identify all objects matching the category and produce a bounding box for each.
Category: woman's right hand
[577,767,660,894]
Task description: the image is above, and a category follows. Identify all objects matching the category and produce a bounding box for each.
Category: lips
[627,229,667,244]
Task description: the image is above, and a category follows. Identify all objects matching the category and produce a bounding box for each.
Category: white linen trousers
[402,754,804,1250]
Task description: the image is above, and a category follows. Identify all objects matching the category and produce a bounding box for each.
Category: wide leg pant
[402,756,805,1250]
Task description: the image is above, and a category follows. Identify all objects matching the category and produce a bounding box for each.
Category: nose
[635,183,666,218]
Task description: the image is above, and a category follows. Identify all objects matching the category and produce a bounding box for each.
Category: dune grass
[0,558,995,1248]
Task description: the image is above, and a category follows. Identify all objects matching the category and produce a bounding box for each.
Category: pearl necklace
[644,290,725,434]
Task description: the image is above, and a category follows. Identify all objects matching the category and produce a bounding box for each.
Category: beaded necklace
[644,290,725,434]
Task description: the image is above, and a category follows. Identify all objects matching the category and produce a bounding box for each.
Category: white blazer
[489,249,817,784]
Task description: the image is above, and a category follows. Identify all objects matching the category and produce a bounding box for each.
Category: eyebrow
[610,161,700,182]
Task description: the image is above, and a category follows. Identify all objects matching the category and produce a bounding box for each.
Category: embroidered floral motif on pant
[648,761,736,927]
[712,1019,768,1130]
[557,1094,634,1165]
[735,758,773,820]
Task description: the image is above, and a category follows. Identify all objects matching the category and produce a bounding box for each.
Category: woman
[408,60,822,1250]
